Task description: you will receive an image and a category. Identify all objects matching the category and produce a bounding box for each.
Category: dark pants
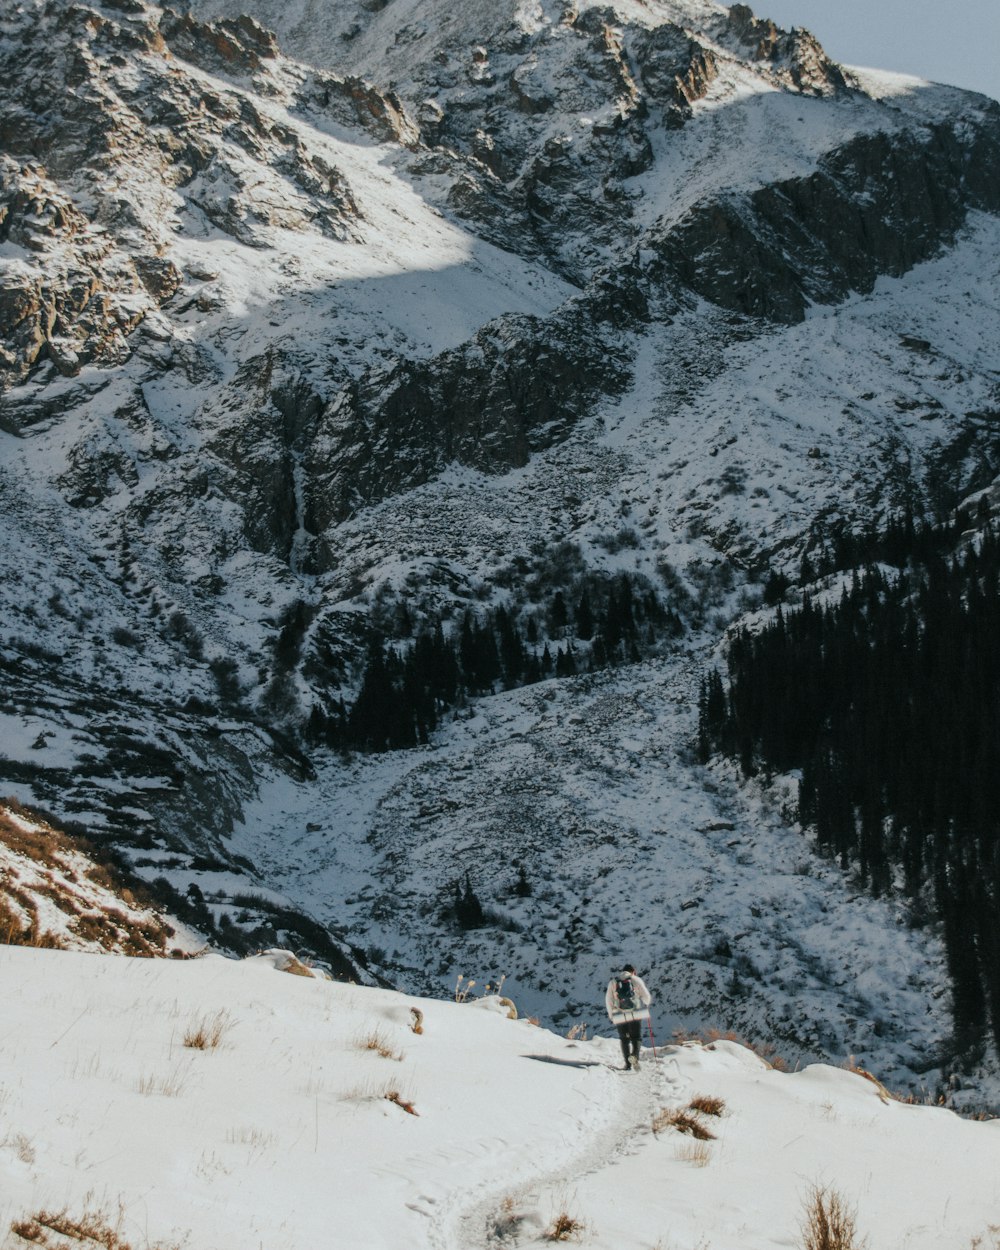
[616,1018,642,1063]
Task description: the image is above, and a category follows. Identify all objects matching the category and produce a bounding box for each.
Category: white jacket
[606,972,652,1022]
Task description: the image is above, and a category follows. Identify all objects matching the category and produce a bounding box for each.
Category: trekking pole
[647,1014,659,1064]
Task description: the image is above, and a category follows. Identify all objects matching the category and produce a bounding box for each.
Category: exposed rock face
[724,3,849,96]
[0,160,160,387]
[634,25,719,126]
[0,0,383,393]
[648,116,1000,322]
[304,309,632,530]
[294,73,421,147]
[158,9,280,74]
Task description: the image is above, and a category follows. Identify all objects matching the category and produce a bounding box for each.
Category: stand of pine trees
[700,511,1000,1060]
[306,572,683,753]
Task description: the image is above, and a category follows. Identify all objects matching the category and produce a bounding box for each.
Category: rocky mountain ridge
[2,0,1000,1098]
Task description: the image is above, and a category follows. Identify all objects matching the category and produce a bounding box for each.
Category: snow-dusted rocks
[0,800,196,955]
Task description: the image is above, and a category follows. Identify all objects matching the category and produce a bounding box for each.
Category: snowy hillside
[1,946,999,1250]
[3,0,1000,1115]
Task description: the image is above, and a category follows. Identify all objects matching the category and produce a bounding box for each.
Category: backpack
[614,974,639,1012]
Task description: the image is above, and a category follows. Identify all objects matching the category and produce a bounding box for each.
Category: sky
[759,0,1000,102]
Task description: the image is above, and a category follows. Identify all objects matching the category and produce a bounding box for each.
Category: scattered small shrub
[183,1010,230,1051]
[545,1210,586,1242]
[688,1094,726,1117]
[356,1027,403,1061]
[652,1107,716,1140]
[10,1205,177,1250]
[800,1184,868,1250]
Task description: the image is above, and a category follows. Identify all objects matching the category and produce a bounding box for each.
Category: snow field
[0,948,622,1250]
[0,947,998,1250]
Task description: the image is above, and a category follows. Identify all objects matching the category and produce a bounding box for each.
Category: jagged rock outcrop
[0,160,166,387]
[304,309,632,530]
[634,25,719,126]
[646,114,1000,321]
[724,3,850,95]
[294,72,421,147]
[0,0,398,393]
[158,8,280,74]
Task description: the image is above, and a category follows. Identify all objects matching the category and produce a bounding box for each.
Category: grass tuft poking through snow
[355,1025,403,1060]
[651,1107,717,1140]
[488,1193,527,1242]
[545,1208,587,1242]
[687,1094,726,1117]
[183,1009,231,1051]
[800,1184,869,1250]
[10,1204,179,1250]
[135,1068,187,1098]
[675,1139,713,1168]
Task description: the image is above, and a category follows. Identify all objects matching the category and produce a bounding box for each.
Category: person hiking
[605,963,652,1070]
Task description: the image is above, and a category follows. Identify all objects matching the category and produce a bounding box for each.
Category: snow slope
[0,945,997,1250]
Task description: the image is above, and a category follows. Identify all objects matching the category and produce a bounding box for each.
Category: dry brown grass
[135,1068,187,1098]
[688,1093,726,1117]
[488,1194,526,1242]
[675,1139,712,1167]
[279,954,315,978]
[545,1210,586,1242]
[343,1077,418,1115]
[0,801,174,956]
[1,876,66,950]
[842,1058,906,1105]
[10,1205,178,1250]
[8,1132,35,1164]
[385,1089,419,1116]
[800,1184,868,1250]
[652,1107,717,1140]
[183,1010,230,1050]
[356,1027,403,1061]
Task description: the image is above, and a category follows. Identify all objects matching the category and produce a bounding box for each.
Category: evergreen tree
[576,587,594,641]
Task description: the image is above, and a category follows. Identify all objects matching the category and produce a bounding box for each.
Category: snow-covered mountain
[3,0,1000,1105]
[2,944,1000,1250]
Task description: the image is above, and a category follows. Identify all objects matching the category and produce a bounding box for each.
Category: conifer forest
[700,507,1000,1063]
